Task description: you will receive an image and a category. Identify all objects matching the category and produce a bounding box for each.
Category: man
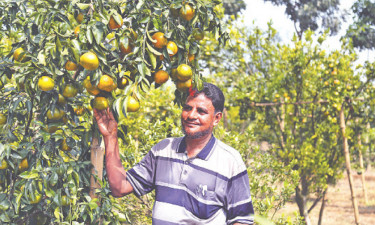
[94,83,254,225]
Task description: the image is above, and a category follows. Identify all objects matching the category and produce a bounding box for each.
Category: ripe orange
[176,64,193,81]
[60,139,72,151]
[80,52,99,71]
[154,70,169,84]
[152,32,168,49]
[74,106,85,116]
[76,13,84,24]
[38,76,55,91]
[188,54,195,62]
[47,108,64,121]
[192,28,204,40]
[109,15,123,30]
[117,77,129,89]
[0,113,7,125]
[65,60,78,71]
[62,84,78,98]
[93,97,109,110]
[19,158,29,171]
[74,25,80,37]
[0,160,8,170]
[120,42,133,54]
[180,4,195,21]
[170,68,178,80]
[98,75,115,92]
[167,41,178,56]
[58,94,66,105]
[13,47,26,62]
[126,96,140,112]
[176,79,192,92]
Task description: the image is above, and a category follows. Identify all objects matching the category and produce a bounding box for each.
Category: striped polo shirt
[126,136,254,225]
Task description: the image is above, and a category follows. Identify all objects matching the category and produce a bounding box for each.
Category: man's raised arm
[93,108,133,197]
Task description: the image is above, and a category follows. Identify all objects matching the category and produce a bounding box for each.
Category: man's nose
[187,108,198,119]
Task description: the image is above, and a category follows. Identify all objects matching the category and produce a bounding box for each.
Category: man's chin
[183,129,211,139]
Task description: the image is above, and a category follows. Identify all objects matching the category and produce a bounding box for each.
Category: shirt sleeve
[225,165,255,225]
[126,150,156,197]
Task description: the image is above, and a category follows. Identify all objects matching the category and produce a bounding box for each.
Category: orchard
[0,0,226,223]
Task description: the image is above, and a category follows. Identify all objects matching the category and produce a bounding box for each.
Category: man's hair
[190,82,225,113]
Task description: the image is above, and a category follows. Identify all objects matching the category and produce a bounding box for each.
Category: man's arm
[94,108,133,197]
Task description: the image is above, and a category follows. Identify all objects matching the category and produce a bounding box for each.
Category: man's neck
[185,134,212,158]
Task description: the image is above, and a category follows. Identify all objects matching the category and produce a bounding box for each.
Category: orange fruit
[60,139,72,151]
[58,94,67,105]
[167,41,178,56]
[120,42,133,54]
[19,158,29,171]
[43,125,58,134]
[192,28,204,40]
[0,160,8,170]
[74,25,80,37]
[30,193,42,204]
[176,64,193,81]
[13,47,26,62]
[126,96,140,112]
[80,52,99,71]
[93,97,109,110]
[109,15,123,30]
[180,4,195,21]
[65,60,78,71]
[38,76,55,91]
[154,70,169,84]
[83,77,101,95]
[98,75,115,92]
[152,32,168,49]
[74,106,85,116]
[47,108,64,121]
[170,68,178,80]
[117,76,129,89]
[0,113,7,125]
[62,84,78,98]
[76,13,84,24]
[176,79,192,92]
[188,54,195,62]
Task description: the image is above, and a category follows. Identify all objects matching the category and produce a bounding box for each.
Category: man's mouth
[183,121,199,127]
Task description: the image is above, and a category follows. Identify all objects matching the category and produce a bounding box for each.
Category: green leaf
[139,16,150,24]
[92,22,105,45]
[147,50,157,69]
[86,26,93,44]
[146,41,161,56]
[76,3,91,10]
[19,171,39,179]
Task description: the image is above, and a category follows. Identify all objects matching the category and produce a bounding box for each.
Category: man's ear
[213,112,223,127]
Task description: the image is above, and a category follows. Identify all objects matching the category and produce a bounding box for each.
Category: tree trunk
[366,122,371,171]
[357,133,368,205]
[318,188,328,225]
[295,179,312,225]
[339,107,360,224]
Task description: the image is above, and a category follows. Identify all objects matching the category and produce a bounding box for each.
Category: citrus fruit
[74,106,85,116]
[154,70,169,84]
[106,32,115,40]
[43,125,58,134]
[47,108,64,121]
[170,68,179,80]
[38,76,55,92]
[87,86,100,96]
[74,25,80,37]
[167,41,178,56]
[0,160,8,170]
[60,139,72,151]
[80,52,99,71]
[152,32,168,49]
[98,75,115,92]
[126,96,140,112]
[120,42,133,54]
[188,54,195,62]
[109,15,123,30]
[19,158,29,171]
[62,84,78,98]
[62,195,70,206]
[192,28,204,40]
[176,79,192,92]
[93,97,109,110]
[76,13,84,24]
[0,114,6,125]
[177,64,193,81]
[180,4,195,21]
[30,193,42,204]
[117,77,129,89]
[65,60,78,71]
[13,47,26,62]
[58,94,67,105]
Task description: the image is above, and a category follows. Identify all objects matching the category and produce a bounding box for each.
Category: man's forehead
[185,93,214,108]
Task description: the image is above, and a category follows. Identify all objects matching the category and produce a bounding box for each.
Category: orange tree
[0,0,226,223]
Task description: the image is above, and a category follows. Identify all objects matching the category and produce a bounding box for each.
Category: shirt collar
[177,135,216,160]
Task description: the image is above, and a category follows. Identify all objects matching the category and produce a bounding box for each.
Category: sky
[241,0,375,64]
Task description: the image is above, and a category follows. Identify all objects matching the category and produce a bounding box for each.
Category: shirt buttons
[183,170,188,175]
[185,161,189,164]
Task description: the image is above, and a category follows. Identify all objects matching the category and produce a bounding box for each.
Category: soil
[278,168,375,225]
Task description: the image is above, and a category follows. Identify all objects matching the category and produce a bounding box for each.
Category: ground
[278,168,375,225]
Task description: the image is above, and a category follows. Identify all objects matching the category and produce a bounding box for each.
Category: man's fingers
[107,108,116,121]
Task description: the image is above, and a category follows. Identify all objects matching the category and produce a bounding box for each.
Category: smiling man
[94,82,254,225]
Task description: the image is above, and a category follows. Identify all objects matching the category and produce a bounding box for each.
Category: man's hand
[93,108,118,137]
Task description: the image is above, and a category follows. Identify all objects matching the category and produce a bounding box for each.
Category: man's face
[181,94,222,139]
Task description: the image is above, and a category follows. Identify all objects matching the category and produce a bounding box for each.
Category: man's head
[181,83,224,140]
